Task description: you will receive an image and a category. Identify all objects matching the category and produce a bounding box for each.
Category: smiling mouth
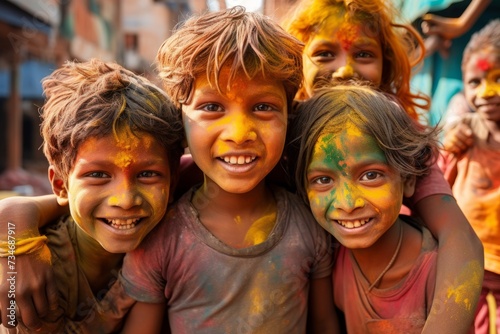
[220,155,257,165]
[336,218,370,229]
[102,218,142,230]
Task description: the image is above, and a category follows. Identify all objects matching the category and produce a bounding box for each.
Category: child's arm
[307,276,339,334]
[422,0,491,40]
[414,193,483,333]
[0,194,68,330]
[121,302,166,334]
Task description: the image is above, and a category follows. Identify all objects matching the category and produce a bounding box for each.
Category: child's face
[463,49,500,122]
[182,67,288,194]
[302,14,383,98]
[305,122,414,249]
[53,128,172,253]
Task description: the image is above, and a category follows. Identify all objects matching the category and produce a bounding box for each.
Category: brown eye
[202,103,222,112]
[361,171,381,181]
[254,104,274,112]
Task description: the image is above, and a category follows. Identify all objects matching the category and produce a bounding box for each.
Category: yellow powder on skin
[445,261,483,311]
[112,127,154,169]
[108,195,120,206]
[244,212,277,245]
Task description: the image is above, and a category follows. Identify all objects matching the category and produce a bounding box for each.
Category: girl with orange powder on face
[282,0,483,333]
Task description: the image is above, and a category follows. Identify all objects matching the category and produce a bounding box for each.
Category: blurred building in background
[0,0,294,197]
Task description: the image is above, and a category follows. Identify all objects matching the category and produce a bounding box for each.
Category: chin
[101,242,138,254]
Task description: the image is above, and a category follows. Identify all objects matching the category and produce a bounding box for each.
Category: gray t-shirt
[120,186,333,333]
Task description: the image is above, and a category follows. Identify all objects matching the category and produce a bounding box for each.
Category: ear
[48,166,69,207]
[403,175,416,198]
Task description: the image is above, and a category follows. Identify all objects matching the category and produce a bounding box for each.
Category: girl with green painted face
[288,84,479,333]
[283,1,484,332]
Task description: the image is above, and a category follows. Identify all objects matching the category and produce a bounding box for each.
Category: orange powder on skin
[336,21,361,51]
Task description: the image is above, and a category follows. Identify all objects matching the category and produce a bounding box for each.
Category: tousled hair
[462,19,500,70]
[282,0,429,120]
[287,84,439,204]
[156,6,304,110]
[41,58,184,183]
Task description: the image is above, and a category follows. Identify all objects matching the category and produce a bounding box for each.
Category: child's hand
[0,250,58,331]
[422,14,466,40]
[443,122,474,155]
[0,196,60,330]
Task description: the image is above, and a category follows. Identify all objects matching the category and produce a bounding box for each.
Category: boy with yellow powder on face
[115,6,336,333]
[282,0,484,332]
[0,58,184,333]
[288,84,442,333]
[439,19,500,334]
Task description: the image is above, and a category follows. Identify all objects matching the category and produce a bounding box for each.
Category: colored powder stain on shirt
[249,272,269,314]
[244,212,277,246]
[445,261,483,311]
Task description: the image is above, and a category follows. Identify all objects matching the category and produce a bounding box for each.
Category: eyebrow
[194,84,286,100]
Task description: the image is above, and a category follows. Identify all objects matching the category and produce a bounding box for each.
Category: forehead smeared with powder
[476,57,492,71]
[314,121,366,176]
[113,126,152,169]
[319,8,377,51]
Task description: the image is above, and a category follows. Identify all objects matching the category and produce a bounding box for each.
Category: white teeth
[223,155,256,165]
[106,218,140,230]
[337,219,368,229]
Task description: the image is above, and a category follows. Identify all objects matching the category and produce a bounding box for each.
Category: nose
[220,112,257,145]
[477,80,497,99]
[108,179,143,209]
[332,181,365,213]
[331,56,355,81]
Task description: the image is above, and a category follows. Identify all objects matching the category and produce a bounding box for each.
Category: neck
[193,177,273,215]
[75,228,124,295]
[351,220,404,288]
[192,177,277,248]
